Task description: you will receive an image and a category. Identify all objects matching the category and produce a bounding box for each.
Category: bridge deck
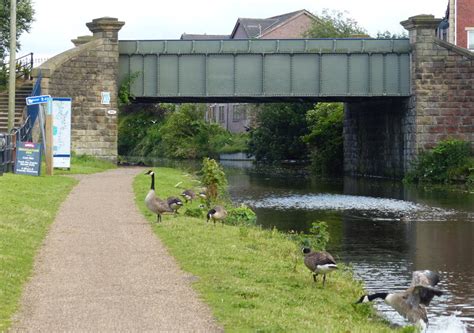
[119,38,411,102]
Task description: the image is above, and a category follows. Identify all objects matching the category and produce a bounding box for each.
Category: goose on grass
[302,247,338,286]
[144,170,173,222]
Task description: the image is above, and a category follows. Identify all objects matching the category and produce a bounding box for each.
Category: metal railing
[0,53,34,89]
[0,116,35,176]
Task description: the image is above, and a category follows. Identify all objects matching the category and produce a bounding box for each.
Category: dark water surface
[222,161,473,332]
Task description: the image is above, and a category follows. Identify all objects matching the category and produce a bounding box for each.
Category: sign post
[45,98,53,175]
[25,95,54,175]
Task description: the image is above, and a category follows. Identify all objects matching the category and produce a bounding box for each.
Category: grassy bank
[0,155,116,331]
[134,167,408,332]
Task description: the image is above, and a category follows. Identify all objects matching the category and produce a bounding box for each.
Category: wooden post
[45,98,53,175]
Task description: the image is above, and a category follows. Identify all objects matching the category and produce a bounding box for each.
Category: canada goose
[206,205,227,225]
[302,247,338,286]
[355,270,443,330]
[167,196,183,214]
[181,189,196,203]
[144,170,173,222]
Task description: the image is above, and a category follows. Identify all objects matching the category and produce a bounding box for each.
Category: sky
[19,0,449,60]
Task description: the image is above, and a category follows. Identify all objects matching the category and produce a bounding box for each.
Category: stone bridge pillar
[401,15,474,159]
[33,17,124,162]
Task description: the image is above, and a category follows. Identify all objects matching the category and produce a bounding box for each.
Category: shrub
[405,139,473,184]
[226,204,257,226]
[287,221,330,251]
[199,157,227,202]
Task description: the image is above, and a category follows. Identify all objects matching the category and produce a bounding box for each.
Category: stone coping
[434,38,474,59]
[31,38,103,79]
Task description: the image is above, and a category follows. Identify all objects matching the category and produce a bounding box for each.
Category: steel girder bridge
[118,38,411,103]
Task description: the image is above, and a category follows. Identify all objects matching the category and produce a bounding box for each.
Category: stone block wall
[344,98,410,178]
[402,15,474,157]
[32,17,124,162]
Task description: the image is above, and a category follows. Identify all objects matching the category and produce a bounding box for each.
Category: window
[468,29,474,51]
[208,106,216,123]
[219,106,225,123]
[233,105,247,122]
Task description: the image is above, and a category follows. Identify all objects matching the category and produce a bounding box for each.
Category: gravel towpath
[10,167,222,332]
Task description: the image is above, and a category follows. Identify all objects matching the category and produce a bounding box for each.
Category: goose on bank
[144,170,173,222]
[206,205,227,225]
[167,196,183,214]
[355,270,443,330]
[181,189,196,203]
[302,247,338,286]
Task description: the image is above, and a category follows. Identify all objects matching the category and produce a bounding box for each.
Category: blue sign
[26,95,51,105]
[14,142,42,176]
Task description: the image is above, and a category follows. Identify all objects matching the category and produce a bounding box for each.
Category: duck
[167,196,183,214]
[144,170,173,222]
[302,247,338,286]
[181,189,196,203]
[355,270,443,330]
[206,205,227,225]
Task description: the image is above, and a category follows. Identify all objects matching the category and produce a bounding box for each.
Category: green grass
[0,154,116,331]
[52,153,117,175]
[134,167,412,332]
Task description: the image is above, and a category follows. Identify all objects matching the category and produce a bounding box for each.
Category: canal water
[221,161,474,332]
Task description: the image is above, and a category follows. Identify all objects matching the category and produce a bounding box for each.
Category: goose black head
[145,170,154,176]
[355,295,370,304]
[302,247,312,255]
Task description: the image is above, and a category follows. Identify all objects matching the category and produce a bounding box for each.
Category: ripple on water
[245,194,456,221]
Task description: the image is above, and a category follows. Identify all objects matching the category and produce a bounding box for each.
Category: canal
[222,161,473,332]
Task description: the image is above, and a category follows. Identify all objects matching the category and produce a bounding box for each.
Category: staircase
[0,80,34,132]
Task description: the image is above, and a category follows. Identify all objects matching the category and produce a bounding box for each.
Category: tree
[0,0,34,88]
[376,30,408,39]
[303,103,344,175]
[248,103,311,162]
[304,9,367,38]
[0,0,34,54]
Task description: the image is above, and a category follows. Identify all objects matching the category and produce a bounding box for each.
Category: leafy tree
[0,0,34,88]
[304,9,367,38]
[303,103,344,175]
[248,103,311,162]
[159,104,229,159]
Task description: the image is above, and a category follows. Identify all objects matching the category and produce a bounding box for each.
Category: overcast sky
[20,0,449,59]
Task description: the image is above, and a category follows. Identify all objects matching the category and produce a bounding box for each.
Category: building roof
[180,33,230,40]
[181,9,318,40]
[230,9,318,39]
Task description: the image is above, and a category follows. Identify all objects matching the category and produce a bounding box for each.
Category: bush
[199,157,227,202]
[287,221,330,251]
[226,204,257,226]
[405,139,473,184]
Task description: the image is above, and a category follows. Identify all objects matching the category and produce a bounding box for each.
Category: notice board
[52,98,72,168]
[14,142,42,176]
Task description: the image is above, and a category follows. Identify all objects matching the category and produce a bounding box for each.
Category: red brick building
[439,0,474,50]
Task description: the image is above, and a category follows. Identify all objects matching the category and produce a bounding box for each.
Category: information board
[14,142,42,176]
[52,98,72,168]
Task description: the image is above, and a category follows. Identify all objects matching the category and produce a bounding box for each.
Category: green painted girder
[118,39,411,101]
